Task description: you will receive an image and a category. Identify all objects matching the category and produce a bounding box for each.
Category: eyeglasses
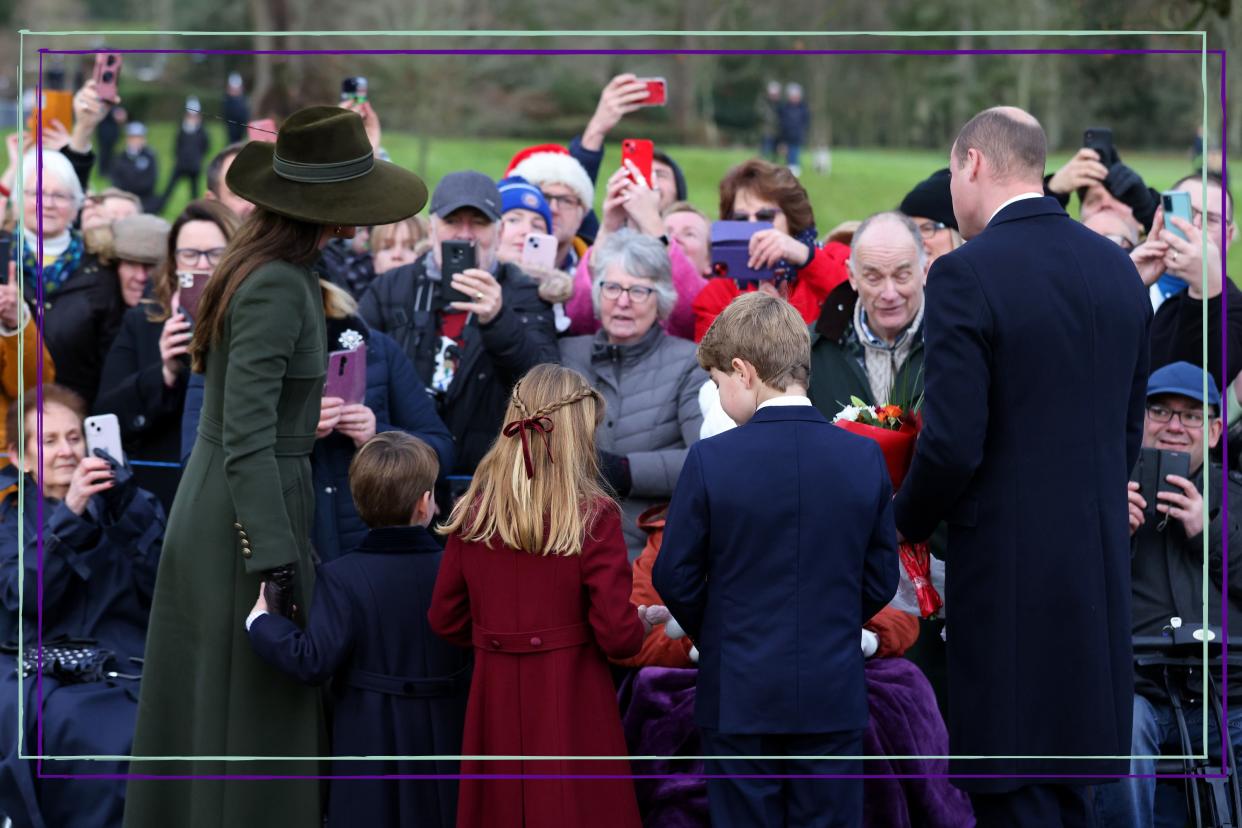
[729,208,781,222]
[599,281,656,303]
[23,189,73,207]
[542,192,582,211]
[916,221,948,239]
[1147,404,1212,429]
[175,247,227,267]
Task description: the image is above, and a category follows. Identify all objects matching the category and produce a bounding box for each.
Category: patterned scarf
[20,229,85,297]
[853,299,924,406]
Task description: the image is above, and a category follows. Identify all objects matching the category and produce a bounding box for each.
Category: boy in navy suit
[245,433,470,828]
[653,292,899,827]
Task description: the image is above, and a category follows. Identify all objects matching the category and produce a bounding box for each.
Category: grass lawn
[122,123,1240,281]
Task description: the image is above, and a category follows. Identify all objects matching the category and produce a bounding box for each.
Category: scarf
[854,299,924,406]
[20,228,84,296]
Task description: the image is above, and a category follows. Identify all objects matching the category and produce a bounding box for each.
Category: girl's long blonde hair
[438,364,611,556]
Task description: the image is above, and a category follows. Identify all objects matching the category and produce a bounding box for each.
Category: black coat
[1149,279,1242,396]
[248,526,470,828]
[172,125,209,173]
[35,253,127,408]
[109,147,160,212]
[893,196,1152,789]
[222,94,250,144]
[357,255,559,475]
[95,305,188,513]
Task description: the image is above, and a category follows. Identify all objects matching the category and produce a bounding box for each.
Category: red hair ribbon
[502,416,555,479]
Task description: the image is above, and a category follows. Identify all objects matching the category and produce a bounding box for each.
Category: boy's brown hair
[349,432,439,528]
[697,292,811,391]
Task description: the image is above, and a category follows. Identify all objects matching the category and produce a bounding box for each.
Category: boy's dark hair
[349,433,439,528]
[205,141,248,196]
[697,292,811,391]
[5,384,87,449]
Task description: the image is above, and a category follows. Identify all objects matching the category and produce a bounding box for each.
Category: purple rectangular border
[27,40,1229,784]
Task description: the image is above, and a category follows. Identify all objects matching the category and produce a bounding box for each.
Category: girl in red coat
[429,363,654,828]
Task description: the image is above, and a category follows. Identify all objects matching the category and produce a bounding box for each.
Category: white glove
[663,617,686,640]
[689,645,700,663]
[861,629,879,658]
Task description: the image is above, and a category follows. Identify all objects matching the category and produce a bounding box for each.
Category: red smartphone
[637,77,667,107]
[93,53,122,104]
[247,118,277,141]
[621,138,654,187]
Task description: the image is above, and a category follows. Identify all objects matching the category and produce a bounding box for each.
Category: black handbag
[0,638,116,683]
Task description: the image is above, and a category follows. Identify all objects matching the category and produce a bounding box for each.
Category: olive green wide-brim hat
[226,105,427,226]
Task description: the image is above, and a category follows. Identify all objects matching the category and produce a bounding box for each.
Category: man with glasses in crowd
[1093,360,1242,827]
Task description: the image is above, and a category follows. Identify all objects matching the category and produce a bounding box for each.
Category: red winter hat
[505,144,594,210]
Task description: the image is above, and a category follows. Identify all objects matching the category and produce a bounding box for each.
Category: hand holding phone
[1161,191,1193,242]
[440,240,477,307]
[620,138,654,187]
[84,414,126,467]
[1083,127,1118,169]
[520,233,558,271]
[636,77,667,107]
[324,344,367,405]
[92,53,122,104]
[710,220,780,281]
[1131,447,1191,525]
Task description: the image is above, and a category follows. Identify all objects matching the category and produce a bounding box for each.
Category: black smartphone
[1131,447,1192,523]
[1083,127,1118,168]
[0,232,11,285]
[340,77,358,103]
[440,240,476,307]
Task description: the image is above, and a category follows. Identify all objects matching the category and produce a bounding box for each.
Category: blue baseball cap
[1146,361,1221,408]
[497,176,553,236]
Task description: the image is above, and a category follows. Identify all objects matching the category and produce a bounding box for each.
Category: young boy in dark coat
[246,432,470,828]
[652,292,899,827]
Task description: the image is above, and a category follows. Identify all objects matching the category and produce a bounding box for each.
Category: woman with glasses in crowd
[559,228,705,560]
[96,199,239,513]
[691,158,850,342]
[898,167,964,267]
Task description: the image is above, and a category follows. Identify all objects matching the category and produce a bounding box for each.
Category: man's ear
[1209,416,1224,451]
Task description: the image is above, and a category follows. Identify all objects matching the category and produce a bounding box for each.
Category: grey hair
[847,211,927,276]
[590,228,677,320]
[21,148,85,214]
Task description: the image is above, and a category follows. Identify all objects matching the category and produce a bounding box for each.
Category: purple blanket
[617,659,975,828]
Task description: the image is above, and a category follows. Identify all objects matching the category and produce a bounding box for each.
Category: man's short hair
[662,200,708,221]
[1170,170,1235,223]
[952,107,1047,184]
[849,211,927,276]
[697,292,811,392]
[349,432,439,528]
[205,142,247,197]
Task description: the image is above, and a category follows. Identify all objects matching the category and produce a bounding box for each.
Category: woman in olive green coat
[124,106,427,828]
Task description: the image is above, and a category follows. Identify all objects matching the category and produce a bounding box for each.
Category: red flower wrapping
[835,416,943,618]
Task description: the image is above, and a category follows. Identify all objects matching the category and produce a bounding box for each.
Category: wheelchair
[1134,623,1242,827]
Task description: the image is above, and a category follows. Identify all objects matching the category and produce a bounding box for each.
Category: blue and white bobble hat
[497,176,553,235]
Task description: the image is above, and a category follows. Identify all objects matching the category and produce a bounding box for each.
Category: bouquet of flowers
[833,394,943,619]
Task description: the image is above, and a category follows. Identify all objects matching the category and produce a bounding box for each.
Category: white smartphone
[84,414,126,465]
[521,232,559,271]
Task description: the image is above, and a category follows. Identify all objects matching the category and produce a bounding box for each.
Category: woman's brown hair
[145,199,241,324]
[718,159,815,237]
[438,364,611,557]
[188,207,323,372]
[5,384,88,450]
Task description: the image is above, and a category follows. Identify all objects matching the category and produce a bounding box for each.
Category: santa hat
[505,144,594,211]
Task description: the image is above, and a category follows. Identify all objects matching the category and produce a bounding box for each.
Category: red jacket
[429,501,643,828]
[692,240,851,342]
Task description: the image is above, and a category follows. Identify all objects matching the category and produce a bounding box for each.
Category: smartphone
[354,77,368,104]
[176,270,210,323]
[1083,127,1117,168]
[84,414,126,466]
[340,77,358,103]
[0,233,11,285]
[247,118,277,141]
[1131,447,1192,523]
[26,90,74,136]
[520,232,558,271]
[324,343,367,405]
[636,77,667,107]
[621,138,655,187]
[92,53,122,104]
[1161,190,1193,242]
[440,240,477,307]
[710,220,779,281]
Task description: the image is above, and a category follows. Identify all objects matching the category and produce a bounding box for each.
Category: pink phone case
[324,344,367,405]
[521,233,558,271]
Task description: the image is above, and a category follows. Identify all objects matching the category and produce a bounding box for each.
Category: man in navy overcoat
[893,106,1152,828]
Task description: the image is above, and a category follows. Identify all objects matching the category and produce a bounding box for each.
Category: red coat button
[530,637,542,648]
[490,639,502,649]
